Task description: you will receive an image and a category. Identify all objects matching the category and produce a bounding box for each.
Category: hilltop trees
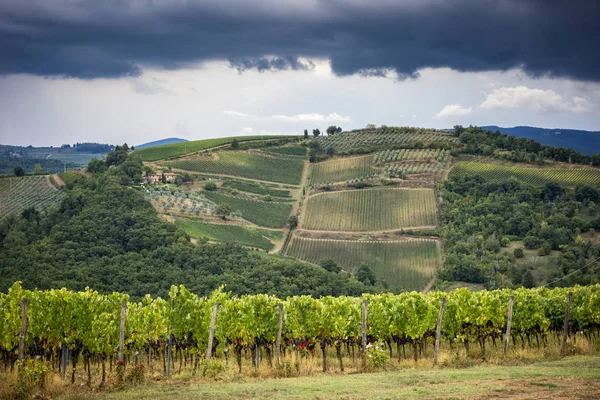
[312,128,321,137]
[13,166,25,176]
[326,126,343,135]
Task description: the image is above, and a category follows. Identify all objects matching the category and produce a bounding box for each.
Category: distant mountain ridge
[135,137,188,150]
[481,125,600,156]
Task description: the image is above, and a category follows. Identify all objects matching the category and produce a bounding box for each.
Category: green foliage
[87,158,107,173]
[13,166,25,176]
[204,182,217,191]
[439,174,600,288]
[513,248,524,258]
[174,219,275,250]
[164,152,304,185]
[133,135,293,161]
[204,191,292,228]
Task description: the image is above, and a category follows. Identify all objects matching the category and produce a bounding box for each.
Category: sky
[0,0,599,147]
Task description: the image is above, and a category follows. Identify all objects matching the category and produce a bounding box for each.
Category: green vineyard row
[452,161,600,187]
[302,188,438,231]
[2,282,598,363]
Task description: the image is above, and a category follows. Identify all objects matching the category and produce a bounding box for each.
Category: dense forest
[439,174,600,288]
[0,149,381,299]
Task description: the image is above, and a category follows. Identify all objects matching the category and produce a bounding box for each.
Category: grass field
[222,180,292,198]
[285,237,441,290]
[164,152,304,185]
[174,219,275,250]
[308,155,378,185]
[0,176,64,219]
[133,136,295,161]
[452,161,600,187]
[263,145,307,156]
[23,356,600,400]
[302,188,438,231]
[204,191,293,228]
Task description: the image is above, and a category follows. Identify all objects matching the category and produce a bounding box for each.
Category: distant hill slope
[135,137,188,150]
[481,125,600,155]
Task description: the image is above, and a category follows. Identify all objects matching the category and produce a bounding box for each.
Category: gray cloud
[0,0,598,81]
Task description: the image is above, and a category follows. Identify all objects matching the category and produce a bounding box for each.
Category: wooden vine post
[503,296,514,356]
[561,292,573,356]
[275,303,284,365]
[361,299,368,369]
[206,302,220,360]
[433,297,446,365]
[18,298,29,383]
[118,301,127,364]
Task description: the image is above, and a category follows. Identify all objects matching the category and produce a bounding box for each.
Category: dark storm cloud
[0,0,598,81]
[228,56,315,73]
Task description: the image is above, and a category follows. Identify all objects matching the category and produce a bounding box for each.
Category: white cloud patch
[480,86,592,114]
[434,104,473,119]
[221,110,352,123]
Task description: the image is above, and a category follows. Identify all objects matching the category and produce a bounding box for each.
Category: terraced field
[164,152,304,185]
[285,236,441,290]
[374,148,451,164]
[203,191,293,228]
[174,220,275,250]
[134,135,293,161]
[452,161,600,187]
[309,155,378,185]
[317,127,457,151]
[302,188,438,231]
[222,180,292,198]
[0,176,64,219]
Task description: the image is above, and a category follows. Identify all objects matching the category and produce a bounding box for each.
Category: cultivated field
[374,148,451,164]
[222,180,292,198]
[134,135,293,161]
[309,155,378,185]
[317,127,457,151]
[263,145,307,156]
[164,152,304,185]
[285,236,441,290]
[174,219,275,250]
[0,176,64,219]
[452,161,600,186]
[204,191,293,228]
[302,188,438,231]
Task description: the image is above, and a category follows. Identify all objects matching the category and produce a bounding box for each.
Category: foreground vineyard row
[2,283,598,369]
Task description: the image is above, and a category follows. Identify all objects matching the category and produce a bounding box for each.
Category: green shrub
[204,182,217,191]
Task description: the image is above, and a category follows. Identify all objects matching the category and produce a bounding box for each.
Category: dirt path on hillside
[294,228,440,240]
[49,174,65,187]
[274,159,310,253]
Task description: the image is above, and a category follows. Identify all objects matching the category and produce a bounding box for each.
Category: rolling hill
[481,125,600,155]
[135,137,188,150]
[2,125,599,294]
